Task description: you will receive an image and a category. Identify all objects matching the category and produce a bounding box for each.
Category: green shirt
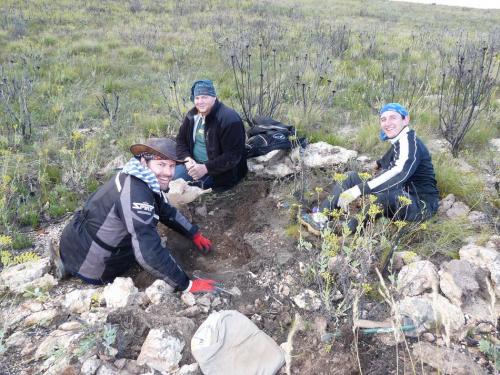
[193,116,209,163]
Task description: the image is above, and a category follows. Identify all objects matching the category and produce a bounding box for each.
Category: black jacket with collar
[176,99,247,191]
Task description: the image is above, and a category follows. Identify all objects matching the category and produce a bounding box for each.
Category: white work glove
[337,185,361,212]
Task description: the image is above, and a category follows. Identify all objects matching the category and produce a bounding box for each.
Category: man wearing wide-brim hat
[175,79,247,191]
[56,137,217,293]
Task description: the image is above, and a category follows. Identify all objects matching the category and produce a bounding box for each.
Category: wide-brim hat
[130,138,183,162]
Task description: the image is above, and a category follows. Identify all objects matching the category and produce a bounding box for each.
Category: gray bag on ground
[191,310,285,375]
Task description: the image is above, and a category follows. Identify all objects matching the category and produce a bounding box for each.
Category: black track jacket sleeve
[359,128,420,195]
[118,176,190,290]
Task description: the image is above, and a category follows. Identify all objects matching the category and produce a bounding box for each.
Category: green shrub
[46,185,79,218]
[18,202,41,228]
[433,153,485,207]
[12,232,34,250]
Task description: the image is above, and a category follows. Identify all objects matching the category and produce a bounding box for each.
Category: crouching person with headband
[56,138,216,293]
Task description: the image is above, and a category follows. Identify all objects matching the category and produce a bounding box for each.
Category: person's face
[141,158,176,191]
[194,95,216,116]
[379,110,409,139]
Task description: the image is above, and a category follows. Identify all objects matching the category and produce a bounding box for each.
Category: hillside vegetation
[0,0,499,237]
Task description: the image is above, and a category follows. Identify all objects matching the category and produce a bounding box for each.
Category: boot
[48,240,69,280]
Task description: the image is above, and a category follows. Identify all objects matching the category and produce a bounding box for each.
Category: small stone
[422,332,435,342]
[59,321,83,331]
[81,357,101,375]
[195,205,208,217]
[293,289,322,311]
[229,286,242,296]
[181,292,196,307]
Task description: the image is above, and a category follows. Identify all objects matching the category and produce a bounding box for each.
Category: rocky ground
[0,142,499,375]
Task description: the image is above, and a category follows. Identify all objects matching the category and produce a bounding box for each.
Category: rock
[293,289,322,311]
[197,295,211,310]
[59,321,84,331]
[106,307,150,358]
[103,277,138,309]
[446,201,471,219]
[290,142,357,168]
[96,363,121,375]
[81,356,102,375]
[195,205,208,217]
[439,260,485,306]
[181,292,196,307]
[489,138,500,152]
[468,210,488,225]
[177,363,201,375]
[459,243,500,297]
[35,329,84,360]
[228,287,242,296]
[5,331,29,349]
[23,308,60,328]
[375,331,405,346]
[396,294,465,339]
[422,332,435,342]
[397,260,439,296]
[392,251,421,271]
[247,149,296,178]
[485,235,500,250]
[412,342,487,375]
[0,258,51,294]
[63,289,97,314]
[314,316,328,337]
[136,328,184,373]
[438,194,455,215]
[247,159,296,178]
[145,279,174,305]
[462,297,497,328]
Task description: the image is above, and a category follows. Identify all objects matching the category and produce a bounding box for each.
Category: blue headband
[190,79,216,102]
[379,103,408,118]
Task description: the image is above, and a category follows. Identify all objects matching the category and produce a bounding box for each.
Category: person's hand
[184,278,217,293]
[337,186,362,212]
[192,232,212,254]
[187,162,208,181]
[184,157,195,169]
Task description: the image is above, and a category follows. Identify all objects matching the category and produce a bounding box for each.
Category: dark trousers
[319,171,437,222]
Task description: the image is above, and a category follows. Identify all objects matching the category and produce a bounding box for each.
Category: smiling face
[194,95,216,116]
[379,110,410,139]
[141,158,176,191]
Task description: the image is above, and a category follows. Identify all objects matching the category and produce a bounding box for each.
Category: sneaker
[48,240,69,280]
[300,212,328,236]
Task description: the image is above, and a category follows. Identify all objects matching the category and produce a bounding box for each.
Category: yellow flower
[359,172,372,181]
[368,194,378,203]
[329,209,343,220]
[332,173,347,183]
[398,195,412,207]
[393,220,408,230]
[0,235,13,247]
[367,204,383,218]
[315,186,323,193]
[419,222,428,230]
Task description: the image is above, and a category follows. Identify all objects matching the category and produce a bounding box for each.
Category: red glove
[192,232,212,254]
[185,278,217,294]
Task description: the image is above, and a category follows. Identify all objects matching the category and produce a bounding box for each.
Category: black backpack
[246,116,295,159]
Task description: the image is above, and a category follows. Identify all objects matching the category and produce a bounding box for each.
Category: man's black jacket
[176,100,247,190]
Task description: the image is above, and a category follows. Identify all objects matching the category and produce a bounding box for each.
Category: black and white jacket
[359,127,439,203]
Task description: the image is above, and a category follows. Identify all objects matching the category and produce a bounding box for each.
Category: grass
[0,0,497,234]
